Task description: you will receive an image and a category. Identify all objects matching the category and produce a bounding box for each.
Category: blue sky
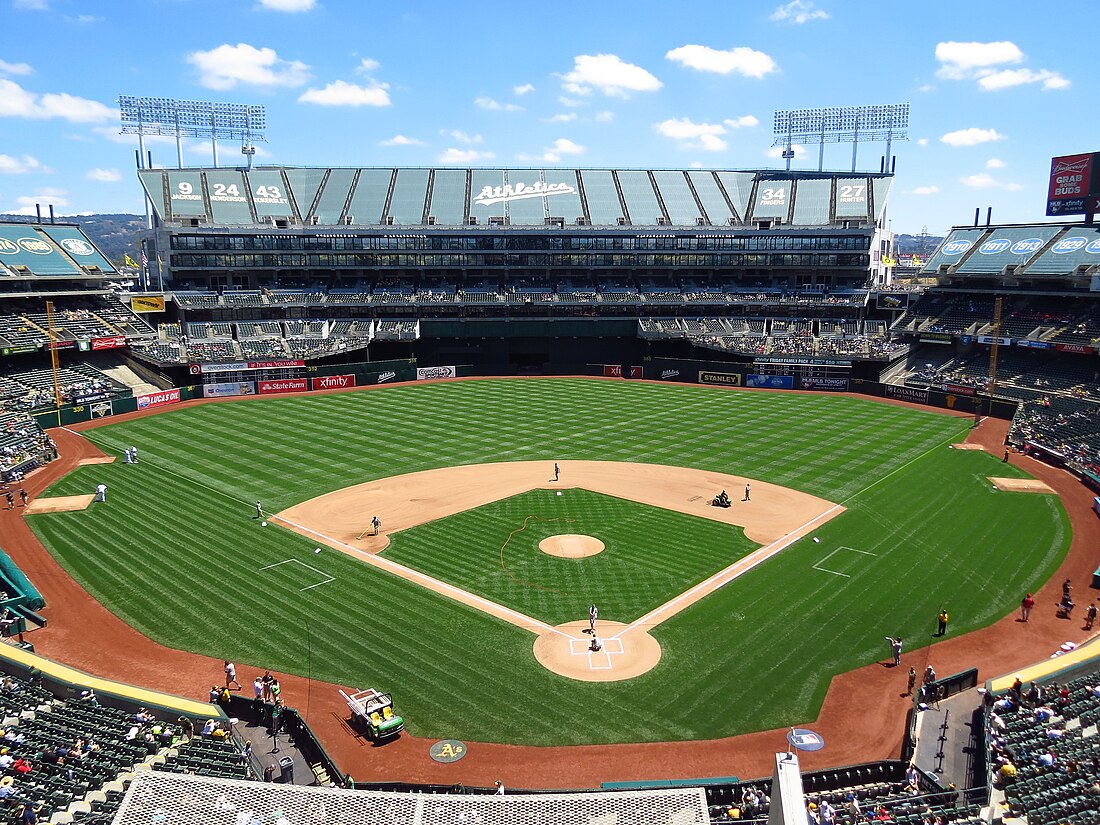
[0,0,1091,234]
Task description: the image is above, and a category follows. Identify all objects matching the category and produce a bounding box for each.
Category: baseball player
[130,446,138,463]
[94,483,107,503]
[254,501,263,520]
[371,515,381,535]
[587,603,598,635]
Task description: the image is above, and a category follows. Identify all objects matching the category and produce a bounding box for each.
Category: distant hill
[0,213,146,266]
[896,232,944,255]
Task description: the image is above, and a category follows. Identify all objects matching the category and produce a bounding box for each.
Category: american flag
[140,246,149,272]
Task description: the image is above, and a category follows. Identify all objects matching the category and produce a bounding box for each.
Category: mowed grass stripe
[31,379,1066,746]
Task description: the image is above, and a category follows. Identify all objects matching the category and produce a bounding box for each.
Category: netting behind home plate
[112,771,710,825]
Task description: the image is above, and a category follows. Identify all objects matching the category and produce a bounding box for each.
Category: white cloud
[187,43,310,90]
[594,110,615,122]
[666,44,777,78]
[257,0,315,11]
[985,158,1005,169]
[978,68,1070,91]
[959,173,1023,192]
[655,116,756,152]
[940,127,1004,147]
[475,95,523,112]
[444,130,482,144]
[86,167,122,182]
[356,58,380,74]
[13,0,48,10]
[519,138,586,163]
[935,41,1023,79]
[0,154,45,174]
[724,115,759,129]
[560,54,662,97]
[8,187,69,215]
[380,134,426,147]
[438,148,495,164]
[513,83,535,96]
[917,138,929,147]
[766,145,807,159]
[770,1,829,24]
[299,80,390,107]
[0,59,32,76]
[917,84,934,93]
[64,14,101,23]
[910,185,939,195]
[543,113,578,124]
[960,173,997,189]
[690,161,704,169]
[0,79,114,122]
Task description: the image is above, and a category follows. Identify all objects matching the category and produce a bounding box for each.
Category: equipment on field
[339,688,404,741]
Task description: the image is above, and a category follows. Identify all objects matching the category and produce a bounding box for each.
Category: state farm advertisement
[258,378,309,395]
[136,388,181,409]
[310,374,356,391]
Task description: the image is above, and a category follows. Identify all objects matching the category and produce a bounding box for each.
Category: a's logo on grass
[429,739,467,762]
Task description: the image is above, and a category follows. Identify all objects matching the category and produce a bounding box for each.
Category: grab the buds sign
[1046,153,1100,216]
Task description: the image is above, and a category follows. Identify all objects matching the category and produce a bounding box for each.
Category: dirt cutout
[989,477,1055,493]
[539,534,605,558]
[24,495,95,514]
[533,621,662,682]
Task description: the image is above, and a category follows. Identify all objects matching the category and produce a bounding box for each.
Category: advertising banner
[191,359,306,375]
[698,371,742,386]
[943,383,977,396]
[136,388,181,409]
[258,378,309,395]
[417,365,457,380]
[248,359,305,370]
[657,368,682,381]
[1046,153,1099,217]
[371,370,399,384]
[603,364,622,377]
[202,381,256,398]
[1,345,38,356]
[799,377,850,391]
[977,336,1012,346]
[91,336,127,351]
[48,340,76,351]
[746,374,794,389]
[131,295,166,313]
[885,384,929,404]
[310,374,356,391]
[1055,343,1096,355]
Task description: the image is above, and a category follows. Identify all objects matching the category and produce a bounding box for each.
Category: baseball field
[27,378,1068,746]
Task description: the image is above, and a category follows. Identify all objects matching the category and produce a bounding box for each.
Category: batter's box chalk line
[257,558,336,592]
[812,545,875,578]
[568,636,625,670]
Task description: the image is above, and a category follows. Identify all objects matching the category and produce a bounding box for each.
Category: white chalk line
[258,558,336,592]
[267,513,564,638]
[606,503,844,642]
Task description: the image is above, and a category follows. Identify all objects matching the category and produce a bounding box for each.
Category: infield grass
[28,379,1069,745]
[384,488,756,626]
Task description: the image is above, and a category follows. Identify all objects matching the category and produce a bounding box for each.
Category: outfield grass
[384,489,756,625]
[27,379,1069,745]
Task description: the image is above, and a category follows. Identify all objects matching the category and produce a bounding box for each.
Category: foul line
[71,428,560,638]
[267,513,564,638]
[610,503,844,641]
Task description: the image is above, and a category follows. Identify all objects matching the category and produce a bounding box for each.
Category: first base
[557,491,563,496]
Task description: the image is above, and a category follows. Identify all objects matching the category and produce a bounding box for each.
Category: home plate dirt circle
[539,534,605,558]
[533,620,662,682]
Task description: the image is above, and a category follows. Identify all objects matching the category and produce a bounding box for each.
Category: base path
[276,459,837,554]
[1,387,1096,789]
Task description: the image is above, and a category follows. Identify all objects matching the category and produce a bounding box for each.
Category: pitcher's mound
[25,494,95,514]
[989,477,1054,493]
[533,620,661,682]
[539,534,605,558]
